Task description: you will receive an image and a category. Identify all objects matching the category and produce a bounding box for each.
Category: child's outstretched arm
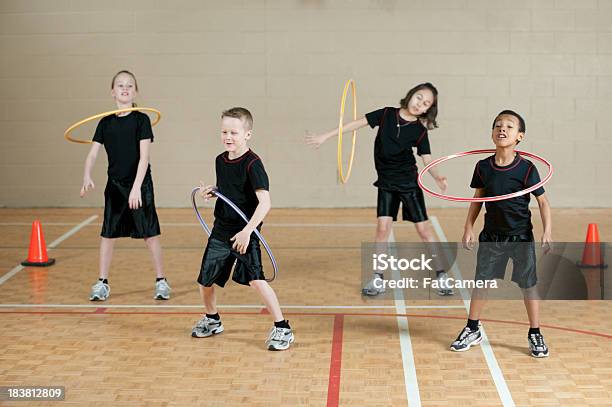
[535,193,552,253]
[420,154,447,193]
[463,188,484,250]
[231,189,271,254]
[305,117,369,149]
[80,142,102,197]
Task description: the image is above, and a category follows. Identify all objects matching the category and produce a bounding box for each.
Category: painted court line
[1,308,610,339]
[0,215,98,287]
[430,216,515,407]
[326,314,344,407]
[389,229,421,407]
[0,303,464,309]
[46,216,99,248]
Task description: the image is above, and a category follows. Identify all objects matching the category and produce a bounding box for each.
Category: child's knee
[249,280,269,291]
[471,287,489,300]
[415,222,432,240]
[249,280,263,289]
[522,286,540,300]
[144,235,158,244]
[376,223,392,239]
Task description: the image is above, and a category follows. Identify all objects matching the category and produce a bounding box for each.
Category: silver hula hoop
[190,187,278,282]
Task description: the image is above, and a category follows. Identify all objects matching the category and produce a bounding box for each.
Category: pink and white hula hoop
[417,149,553,203]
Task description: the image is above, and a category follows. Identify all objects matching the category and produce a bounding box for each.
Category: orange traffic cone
[577,224,607,269]
[21,220,55,267]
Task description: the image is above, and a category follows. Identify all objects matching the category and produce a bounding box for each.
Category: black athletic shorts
[197,237,265,287]
[377,188,428,223]
[101,177,161,239]
[475,231,537,289]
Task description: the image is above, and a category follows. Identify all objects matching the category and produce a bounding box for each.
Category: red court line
[327,314,344,407]
[1,309,611,339]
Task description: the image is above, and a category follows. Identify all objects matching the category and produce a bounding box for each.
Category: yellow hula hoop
[64,107,162,144]
[337,79,357,184]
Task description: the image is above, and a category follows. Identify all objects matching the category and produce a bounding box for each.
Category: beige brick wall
[1,0,610,207]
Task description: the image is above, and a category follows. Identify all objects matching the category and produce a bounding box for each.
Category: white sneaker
[450,325,482,352]
[361,275,386,296]
[89,280,110,301]
[191,316,224,338]
[528,332,549,358]
[436,271,454,296]
[266,326,294,351]
[154,279,171,300]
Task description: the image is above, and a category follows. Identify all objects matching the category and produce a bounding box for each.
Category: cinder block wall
[1,0,610,207]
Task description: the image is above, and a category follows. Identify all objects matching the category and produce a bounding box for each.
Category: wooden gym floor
[0,208,611,406]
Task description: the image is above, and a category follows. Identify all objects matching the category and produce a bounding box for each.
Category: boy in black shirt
[450,110,552,358]
[191,107,293,351]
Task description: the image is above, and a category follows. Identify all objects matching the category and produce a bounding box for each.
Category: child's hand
[199,182,217,202]
[80,177,95,197]
[462,228,475,250]
[128,187,142,209]
[435,176,448,193]
[541,232,553,254]
[231,229,251,255]
[305,131,327,149]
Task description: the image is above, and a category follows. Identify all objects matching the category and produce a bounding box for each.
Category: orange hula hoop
[64,107,162,144]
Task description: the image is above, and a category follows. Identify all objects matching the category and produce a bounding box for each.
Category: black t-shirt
[92,111,154,182]
[211,149,270,242]
[365,107,431,191]
[470,154,545,235]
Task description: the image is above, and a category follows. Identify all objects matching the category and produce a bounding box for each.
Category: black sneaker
[450,325,482,352]
[528,333,549,358]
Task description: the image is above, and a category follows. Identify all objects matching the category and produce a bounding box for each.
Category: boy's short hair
[221,107,253,130]
[492,110,526,133]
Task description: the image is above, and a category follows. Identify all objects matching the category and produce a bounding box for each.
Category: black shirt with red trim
[365,107,431,191]
[211,149,269,242]
[470,153,545,235]
[92,111,154,183]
